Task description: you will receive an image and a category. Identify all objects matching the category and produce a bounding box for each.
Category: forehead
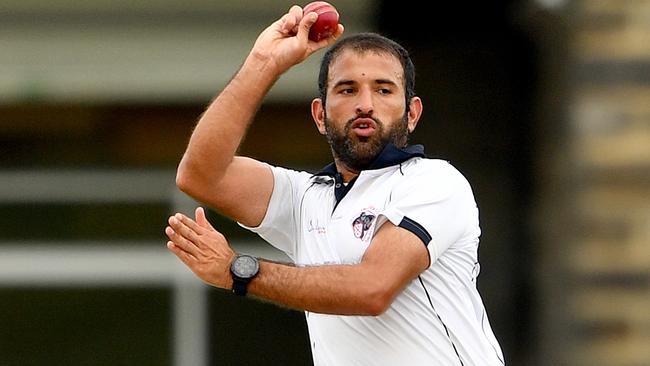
[327,49,404,87]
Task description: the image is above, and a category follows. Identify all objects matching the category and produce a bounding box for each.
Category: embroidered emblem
[352,212,376,241]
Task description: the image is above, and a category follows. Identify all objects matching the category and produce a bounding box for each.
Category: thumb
[195,207,214,230]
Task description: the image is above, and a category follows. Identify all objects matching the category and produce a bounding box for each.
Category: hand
[165,207,235,289]
[249,5,345,74]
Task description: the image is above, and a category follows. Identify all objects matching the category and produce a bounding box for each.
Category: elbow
[175,155,231,205]
[175,160,205,199]
[175,164,193,194]
[363,287,395,316]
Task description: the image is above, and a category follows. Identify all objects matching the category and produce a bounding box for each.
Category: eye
[339,88,355,95]
[377,88,392,95]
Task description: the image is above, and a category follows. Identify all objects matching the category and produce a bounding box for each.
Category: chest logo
[352,212,376,241]
[307,219,326,234]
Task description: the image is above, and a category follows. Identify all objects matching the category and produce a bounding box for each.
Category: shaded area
[0,288,171,366]
[208,288,313,366]
[378,1,540,364]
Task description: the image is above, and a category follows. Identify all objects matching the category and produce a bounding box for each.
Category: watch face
[232,255,259,279]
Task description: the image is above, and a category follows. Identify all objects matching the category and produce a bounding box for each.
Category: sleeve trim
[398,216,432,247]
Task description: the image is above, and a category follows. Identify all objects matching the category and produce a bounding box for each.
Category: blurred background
[1,0,649,365]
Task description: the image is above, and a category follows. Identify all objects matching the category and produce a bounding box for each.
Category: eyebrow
[331,78,399,89]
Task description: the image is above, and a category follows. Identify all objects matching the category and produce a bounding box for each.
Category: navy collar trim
[314,144,426,177]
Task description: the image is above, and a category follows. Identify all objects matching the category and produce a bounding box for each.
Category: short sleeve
[378,160,480,266]
[238,165,313,261]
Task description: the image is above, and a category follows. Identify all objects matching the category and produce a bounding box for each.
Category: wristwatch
[230,254,260,296]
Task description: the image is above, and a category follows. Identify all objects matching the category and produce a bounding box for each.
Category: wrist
[226,56,281,102]
[229,254,260,296]
[241,51,285,81]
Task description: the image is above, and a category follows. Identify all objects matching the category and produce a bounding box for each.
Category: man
[165,5,505,366]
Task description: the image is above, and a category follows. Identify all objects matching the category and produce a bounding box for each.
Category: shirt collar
[314,143,426,177]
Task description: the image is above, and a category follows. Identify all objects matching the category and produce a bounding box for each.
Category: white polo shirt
[243,144,505,366]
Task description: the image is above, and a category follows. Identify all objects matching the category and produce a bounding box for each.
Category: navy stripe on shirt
[398,216,432,246]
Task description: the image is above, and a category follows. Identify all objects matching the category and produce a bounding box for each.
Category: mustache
[345,113,383,129]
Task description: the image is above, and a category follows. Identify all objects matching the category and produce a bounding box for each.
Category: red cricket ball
[303,1,339,42]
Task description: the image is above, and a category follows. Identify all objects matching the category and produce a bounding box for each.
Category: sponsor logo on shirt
[307,219,326,234]
[352,207,378,243]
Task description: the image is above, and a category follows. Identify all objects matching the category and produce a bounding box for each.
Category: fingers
[166,210,223,254]
[165,223,199,258]
[167,215,195,241]
[296,10,319,42]
[167,241,198,264]
[165,213,207,254]
[171,213,206,239]
[279,5,302,36]
[165,210,234,289]
[195,207,214,230]
[334,23,345,40]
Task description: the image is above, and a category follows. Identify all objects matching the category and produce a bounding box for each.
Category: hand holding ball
[303,1,340,42]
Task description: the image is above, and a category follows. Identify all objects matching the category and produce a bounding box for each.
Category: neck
[333,159,360,183]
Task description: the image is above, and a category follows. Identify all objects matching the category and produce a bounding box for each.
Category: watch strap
[232,277,250,296]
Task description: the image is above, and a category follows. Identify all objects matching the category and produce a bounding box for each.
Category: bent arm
[167,209,429,315]
[248,222,429,315]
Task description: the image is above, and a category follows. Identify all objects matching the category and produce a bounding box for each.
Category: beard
[324,112,409,172]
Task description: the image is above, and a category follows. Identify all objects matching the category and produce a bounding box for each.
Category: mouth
[350,118,377,138]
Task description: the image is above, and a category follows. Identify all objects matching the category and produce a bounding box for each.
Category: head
[317,33,417,110]
[311,33,423,172]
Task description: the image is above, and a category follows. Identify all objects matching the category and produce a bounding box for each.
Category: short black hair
[317,32,416,110]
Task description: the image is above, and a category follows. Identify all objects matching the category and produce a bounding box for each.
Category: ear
[311,98,327,135]
[406,96,423,133]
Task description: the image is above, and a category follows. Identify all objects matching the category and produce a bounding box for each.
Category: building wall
[539,1,650,365]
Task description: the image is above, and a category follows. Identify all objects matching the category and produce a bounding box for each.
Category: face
[312,49,422,172]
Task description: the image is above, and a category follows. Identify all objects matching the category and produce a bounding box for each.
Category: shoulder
[269,164,333,191]
[396,158,474,201]
[402,158,469,184]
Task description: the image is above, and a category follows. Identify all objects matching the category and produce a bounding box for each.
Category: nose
[355,88,374,115]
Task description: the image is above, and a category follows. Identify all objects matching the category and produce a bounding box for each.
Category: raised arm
[176,6,344,227]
